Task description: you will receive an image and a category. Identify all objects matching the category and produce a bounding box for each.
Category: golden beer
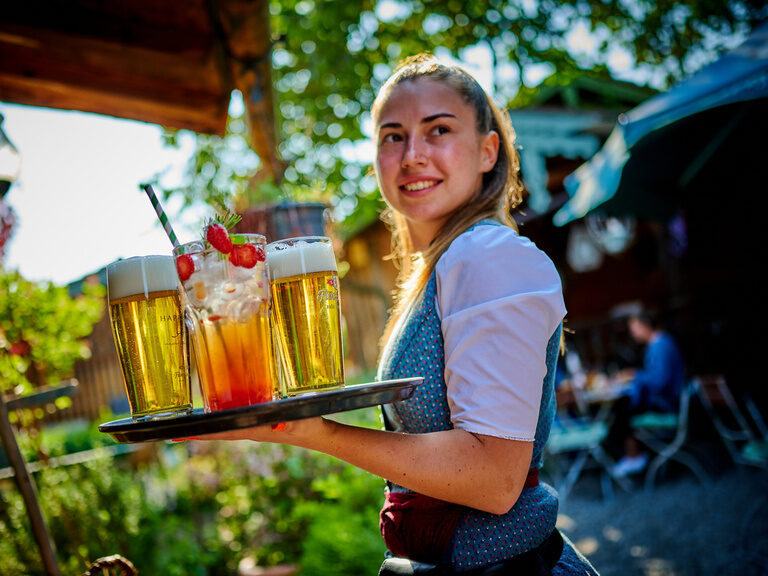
[268,237,344,396]
[107,256,191,420]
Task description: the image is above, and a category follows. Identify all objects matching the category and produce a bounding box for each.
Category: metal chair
[547,388,632,504]
[631,380,710,491]
[693,374,767,468]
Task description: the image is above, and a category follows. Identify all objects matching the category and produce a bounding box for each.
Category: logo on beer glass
[317,276,339,305]
[267,236,345,397]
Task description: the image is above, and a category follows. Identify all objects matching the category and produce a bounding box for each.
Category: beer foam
[107,255,178,301]
[267,238,337,280]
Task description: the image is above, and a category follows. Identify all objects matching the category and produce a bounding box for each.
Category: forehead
[376,78,474,127]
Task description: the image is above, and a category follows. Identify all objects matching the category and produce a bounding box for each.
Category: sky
[1,104,204,285]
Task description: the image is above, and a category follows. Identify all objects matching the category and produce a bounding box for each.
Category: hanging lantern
[0,112,21,261]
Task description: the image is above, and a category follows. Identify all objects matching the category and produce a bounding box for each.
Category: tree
[161,0,767,235]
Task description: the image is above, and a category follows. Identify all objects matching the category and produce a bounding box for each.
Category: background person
[608,309,686,477]
[202,54,598,575]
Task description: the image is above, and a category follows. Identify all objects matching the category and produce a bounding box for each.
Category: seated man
[608,309,686,476]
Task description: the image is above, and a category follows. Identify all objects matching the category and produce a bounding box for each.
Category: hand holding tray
[99,378,422,443]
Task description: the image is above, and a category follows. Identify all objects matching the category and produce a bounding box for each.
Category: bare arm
[200,417,533,515]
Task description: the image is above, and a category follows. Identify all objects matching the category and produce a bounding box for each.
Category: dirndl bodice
[378,261,562,572]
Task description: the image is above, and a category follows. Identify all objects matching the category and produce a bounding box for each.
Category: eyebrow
[378,112,458,130]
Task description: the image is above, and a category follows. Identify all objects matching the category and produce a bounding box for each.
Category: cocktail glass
[174,234,277,412]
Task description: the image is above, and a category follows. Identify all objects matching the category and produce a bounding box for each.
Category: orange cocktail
[191,311,274,410]
[174,233,277,412]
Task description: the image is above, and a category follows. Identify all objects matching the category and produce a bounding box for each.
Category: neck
[406,221,441,252]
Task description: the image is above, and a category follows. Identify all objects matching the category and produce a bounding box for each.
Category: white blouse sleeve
[435,225,566,441]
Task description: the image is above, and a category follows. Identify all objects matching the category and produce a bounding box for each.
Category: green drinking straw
[142,184,180,248]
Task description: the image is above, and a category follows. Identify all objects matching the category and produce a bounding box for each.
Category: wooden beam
[1,2,213,55]
[0,0,280,172]
[217,0,285,182]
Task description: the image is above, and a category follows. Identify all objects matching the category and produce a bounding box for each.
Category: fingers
[190,416,322,444]
[194,426,272,442]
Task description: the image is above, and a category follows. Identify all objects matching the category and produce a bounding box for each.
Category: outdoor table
[549,376,634,502]
[579,379,632,422]
[558,372,632,419]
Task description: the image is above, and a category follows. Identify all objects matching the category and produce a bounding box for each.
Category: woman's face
[374,78,499,250]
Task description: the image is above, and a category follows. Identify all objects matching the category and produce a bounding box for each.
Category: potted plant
[231,172,331,243]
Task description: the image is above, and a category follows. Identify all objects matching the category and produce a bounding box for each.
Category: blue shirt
[630,332,685,412]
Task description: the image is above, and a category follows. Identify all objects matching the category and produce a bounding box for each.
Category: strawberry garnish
[229,243,264,268]
[176,254,195,282]
[206,222,233,254]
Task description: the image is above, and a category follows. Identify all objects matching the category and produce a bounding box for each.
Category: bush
[297,463,387,575]
[0,408,389,575]
[0,270,104,401]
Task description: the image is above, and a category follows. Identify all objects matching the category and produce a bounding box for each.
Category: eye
[380,132,403,144]
[429,125,450,137]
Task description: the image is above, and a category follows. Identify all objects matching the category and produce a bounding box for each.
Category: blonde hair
[373,54,524,347]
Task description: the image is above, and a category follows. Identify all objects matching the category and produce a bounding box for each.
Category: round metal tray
[98,378,422,443]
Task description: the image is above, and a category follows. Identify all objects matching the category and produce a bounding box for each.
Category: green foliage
[297,463,388,575]
[0,454,158,576]
[11,419,118,465]
[0,270,104,421]
[1,408,388,576]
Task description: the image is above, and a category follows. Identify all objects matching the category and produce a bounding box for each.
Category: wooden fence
[338,221,397,378]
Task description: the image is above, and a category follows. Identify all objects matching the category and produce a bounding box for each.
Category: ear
[479,130,500,173]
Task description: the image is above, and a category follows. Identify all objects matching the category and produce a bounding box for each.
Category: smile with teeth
[401,180,440,191]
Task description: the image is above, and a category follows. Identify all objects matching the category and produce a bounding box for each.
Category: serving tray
[99,378,421,443]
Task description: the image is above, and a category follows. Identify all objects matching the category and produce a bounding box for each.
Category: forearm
[279,418,533,514]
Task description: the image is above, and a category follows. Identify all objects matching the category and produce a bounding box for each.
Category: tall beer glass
[107,255,191,420]
[174,234,277,412]
[267,236,344,396]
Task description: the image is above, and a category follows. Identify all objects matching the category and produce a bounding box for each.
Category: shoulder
[436,222,561,289]
[654,332,682,353]
[435,222,566,322]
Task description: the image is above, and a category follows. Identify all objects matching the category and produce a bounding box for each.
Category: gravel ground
[553,451,768,576]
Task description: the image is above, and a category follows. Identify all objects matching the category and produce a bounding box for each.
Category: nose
[401,136,427,168]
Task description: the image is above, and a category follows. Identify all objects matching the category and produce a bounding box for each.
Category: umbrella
[553,21,768,226]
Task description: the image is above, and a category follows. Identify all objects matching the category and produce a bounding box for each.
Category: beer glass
[107,255,192,420]
[174,234,277,412]
[267,236,344,396]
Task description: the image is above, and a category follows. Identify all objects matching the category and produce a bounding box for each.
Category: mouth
[400,179,441,194]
